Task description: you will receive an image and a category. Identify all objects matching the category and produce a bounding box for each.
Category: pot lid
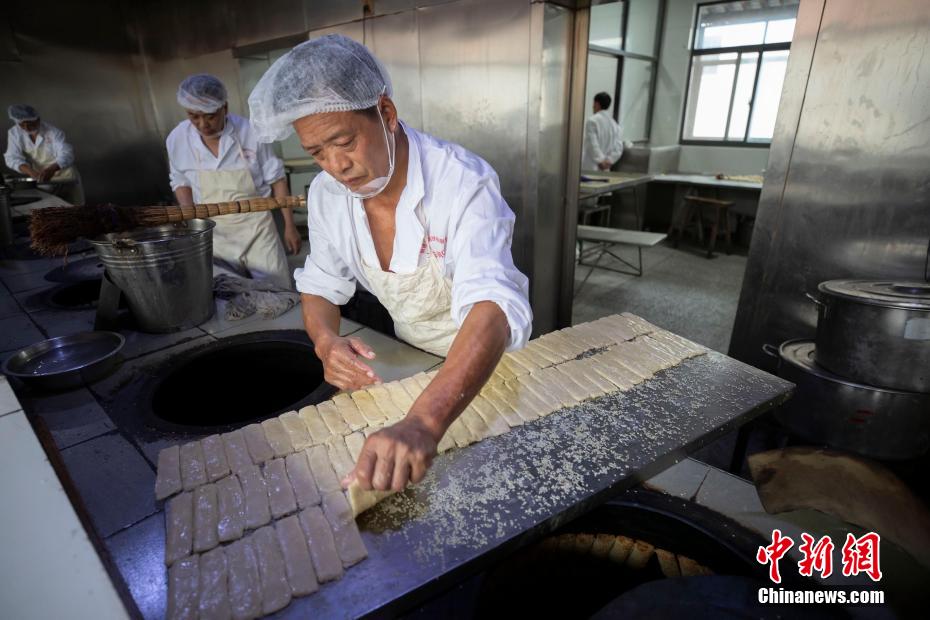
[818,279,930,310]
[778,339,918,393]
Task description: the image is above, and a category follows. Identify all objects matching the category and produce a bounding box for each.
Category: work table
[0,240,443,617]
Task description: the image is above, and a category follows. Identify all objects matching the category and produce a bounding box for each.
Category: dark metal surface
[168,350,800,619]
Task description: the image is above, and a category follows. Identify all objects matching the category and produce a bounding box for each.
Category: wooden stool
[671,194,733,258]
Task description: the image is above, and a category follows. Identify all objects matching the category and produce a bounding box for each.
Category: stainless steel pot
[767,340,930,460]
[809,279,930,393]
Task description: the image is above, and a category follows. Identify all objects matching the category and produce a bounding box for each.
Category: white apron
[194,139,291,290]
[25,133,84,205]
[353,203,459,357]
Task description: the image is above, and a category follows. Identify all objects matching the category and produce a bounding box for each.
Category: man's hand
[346,416,440,492]
[315,334,382,390]
[283,222,302,255]
[37,164,60,182]
[598,160,611,171]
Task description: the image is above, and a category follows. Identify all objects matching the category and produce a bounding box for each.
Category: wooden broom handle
[159,195,307,223]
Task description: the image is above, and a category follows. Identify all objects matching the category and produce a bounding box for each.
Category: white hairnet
[8,104,39,122]
[248,34,393,143]
[177,74,227,113]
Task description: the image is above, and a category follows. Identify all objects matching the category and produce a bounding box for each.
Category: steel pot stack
[768,280,930,460]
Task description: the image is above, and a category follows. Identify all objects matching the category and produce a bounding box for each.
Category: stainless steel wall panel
[134,0,234,60]
[370,0,459,15]
[529,3,574,334]
[364,10,423,129]
[303,0,365,31]
[558,4,590,327]
[730,0,930,370]
[306,19,365,43]
[232,0,308,48]
[418,0,533,272]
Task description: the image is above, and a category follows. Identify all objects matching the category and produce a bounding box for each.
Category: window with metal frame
[680,0,798,146]
[586,0,665,143]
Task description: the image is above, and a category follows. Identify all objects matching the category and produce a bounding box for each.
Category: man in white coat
[4,104,84,205]
[249,35,532,493]
[166,74,301,290]
[581,92,624,172]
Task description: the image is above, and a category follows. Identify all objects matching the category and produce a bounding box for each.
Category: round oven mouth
[148,332,335,433]
[45,278,103,309]
[472,488,809,618]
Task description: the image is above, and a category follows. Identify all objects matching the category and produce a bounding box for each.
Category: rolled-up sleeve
[4,129,27,171]
[49,127,74,169]
[294,199,356,305]
[258,142,285,185]
[448,174,533,351]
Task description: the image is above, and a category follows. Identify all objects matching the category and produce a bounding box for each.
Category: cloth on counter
[214,273,299,321]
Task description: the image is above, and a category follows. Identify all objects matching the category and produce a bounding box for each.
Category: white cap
[248,34,392,143]
[8,104,39,122]
[177,74,227,113]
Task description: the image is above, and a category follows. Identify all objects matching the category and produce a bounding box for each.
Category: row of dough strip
[156,314,706,619]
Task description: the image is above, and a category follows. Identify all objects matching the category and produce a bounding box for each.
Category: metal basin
[770,339,930,460]
[2,331,125,391]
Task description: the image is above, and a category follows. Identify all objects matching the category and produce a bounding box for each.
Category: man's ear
[381,96,399,132]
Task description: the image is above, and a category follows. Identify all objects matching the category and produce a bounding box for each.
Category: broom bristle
[29,205,142,256]
[28,197,305,256]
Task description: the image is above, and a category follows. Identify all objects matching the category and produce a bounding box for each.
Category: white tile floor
[0,378,129,619]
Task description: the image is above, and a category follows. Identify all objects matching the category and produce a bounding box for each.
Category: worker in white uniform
[581,92,624,172]
[167,74,301,290]
[249,35,532,493]
[4,104,85,205]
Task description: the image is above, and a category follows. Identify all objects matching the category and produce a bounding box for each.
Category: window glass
[683,53,737,140]
[748,49,789,141]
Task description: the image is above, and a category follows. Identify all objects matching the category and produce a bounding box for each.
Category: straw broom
[29,195,306,256]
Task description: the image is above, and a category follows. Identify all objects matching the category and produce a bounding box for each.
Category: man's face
[186,104,227,138]
[292,101,395,193]
[18,119,40,134]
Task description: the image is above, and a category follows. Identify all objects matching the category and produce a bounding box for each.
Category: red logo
[798,533,834,579]
[757,530,882,583]
[757,529,794,584]
[841,532,882,582]
[419,235,446,258]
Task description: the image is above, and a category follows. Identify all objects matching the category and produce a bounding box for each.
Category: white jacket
[166,114,284,203]
[4,122,75,171]
[294,122,533,352]
[581,110,623,172]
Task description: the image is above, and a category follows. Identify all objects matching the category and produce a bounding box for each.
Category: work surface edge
[267,350,793,619]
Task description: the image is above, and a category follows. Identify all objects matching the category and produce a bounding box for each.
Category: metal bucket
[90,219,215,333]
